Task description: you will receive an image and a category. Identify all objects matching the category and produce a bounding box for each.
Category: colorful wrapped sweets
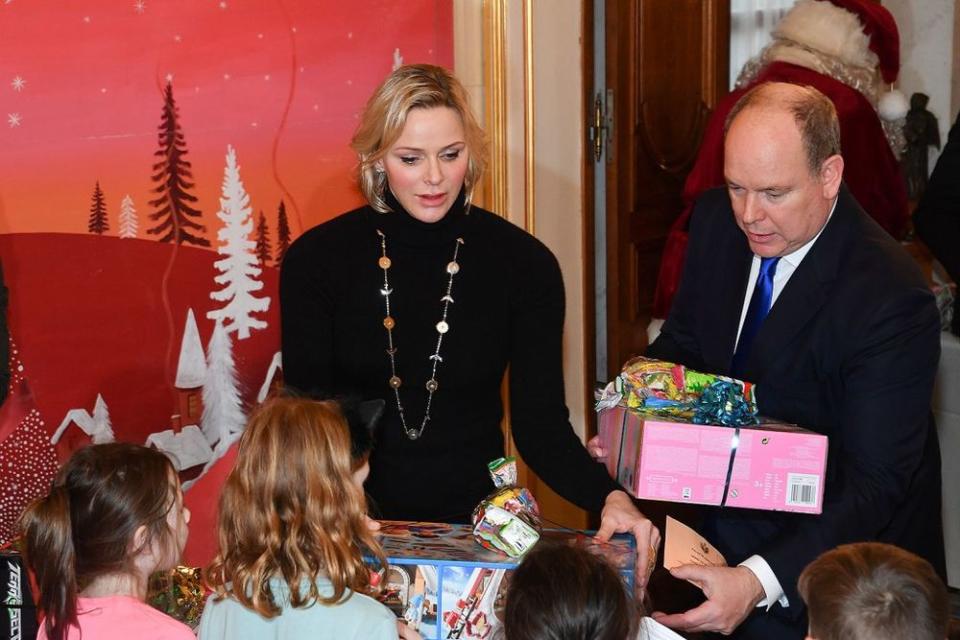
[471,457,541,557]
[596,356,759,427]
[147,565,207,628]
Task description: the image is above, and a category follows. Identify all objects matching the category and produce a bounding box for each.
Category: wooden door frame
[582,0,599,442]
[582,0,731,420]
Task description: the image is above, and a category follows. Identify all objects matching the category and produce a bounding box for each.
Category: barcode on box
[786,473,820,507]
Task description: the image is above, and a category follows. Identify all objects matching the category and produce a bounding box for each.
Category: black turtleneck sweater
[280,193,620,522]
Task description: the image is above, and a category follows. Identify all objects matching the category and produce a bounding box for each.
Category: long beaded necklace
[376,229,464,440]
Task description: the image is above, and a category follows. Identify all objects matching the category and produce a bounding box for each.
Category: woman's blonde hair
[351,63,488,212]
[205,397,387,618]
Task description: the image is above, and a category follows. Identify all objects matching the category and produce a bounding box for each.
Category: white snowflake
[11,75,25,91]
[165,72,175,83]
[7,113,21,127]
[264,74,270,81]
[223,73,231,80]
[83,15,91,23]
[173,34,182,42]
[133,0,145,14]
[219,0,228,8]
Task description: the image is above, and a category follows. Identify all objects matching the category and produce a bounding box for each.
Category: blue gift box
[367,521,636,640]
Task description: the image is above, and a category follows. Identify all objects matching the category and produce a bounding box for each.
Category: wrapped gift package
[599,405,828,514]
[1,550,39,640]
[370,521,635,640]
[471,457,542,557]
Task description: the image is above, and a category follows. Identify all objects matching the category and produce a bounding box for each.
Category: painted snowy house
[50,394,114,462]
[146,425,213,483]
[175,309,206,428]
[143,308,215,482]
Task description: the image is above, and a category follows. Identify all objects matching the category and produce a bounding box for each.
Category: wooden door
[602,0,729,380]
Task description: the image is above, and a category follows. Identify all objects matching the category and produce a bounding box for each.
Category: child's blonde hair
[205,397,386,618]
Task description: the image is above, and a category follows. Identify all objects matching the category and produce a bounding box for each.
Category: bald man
[646,83,944,639]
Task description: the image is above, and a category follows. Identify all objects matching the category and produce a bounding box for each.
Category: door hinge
[589,89,613,162]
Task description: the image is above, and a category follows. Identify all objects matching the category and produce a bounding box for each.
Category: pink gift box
[598,406,828,514]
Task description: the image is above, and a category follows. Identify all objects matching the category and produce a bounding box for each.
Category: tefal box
[598,406,828,514]
[369,521,635,640]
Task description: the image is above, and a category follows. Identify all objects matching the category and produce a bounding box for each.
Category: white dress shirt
[734,198,836,610]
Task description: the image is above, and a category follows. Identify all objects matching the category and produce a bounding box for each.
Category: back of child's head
[798,542,949,640]
[275,386,384,467]
[206,396,385,618]
[502,542,637,640]
[19,442,180,640]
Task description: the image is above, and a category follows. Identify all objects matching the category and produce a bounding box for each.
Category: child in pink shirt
[20,443,194,640]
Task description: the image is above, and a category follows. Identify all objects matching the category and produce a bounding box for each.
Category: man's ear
[819,154,844,199]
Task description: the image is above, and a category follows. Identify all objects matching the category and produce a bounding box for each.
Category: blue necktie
[731,257,780,378]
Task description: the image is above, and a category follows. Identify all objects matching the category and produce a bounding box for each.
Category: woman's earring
[374,165,386,198]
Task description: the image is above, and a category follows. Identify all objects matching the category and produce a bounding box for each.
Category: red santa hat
[821,0,900,83]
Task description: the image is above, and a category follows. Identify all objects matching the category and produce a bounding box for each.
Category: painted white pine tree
[392,47,404,71]
[200,320,246,448]
[206,145,271,339]
[118,194,138,239]
[90,394,115,444]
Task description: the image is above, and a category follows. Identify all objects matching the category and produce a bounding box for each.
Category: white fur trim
[878,89,909,121]
[774,0,878,71]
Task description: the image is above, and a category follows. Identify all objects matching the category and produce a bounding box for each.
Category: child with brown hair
[199,396,417,639]
[501,541,642,640]
[798,542,950,640]
[20,442,193,640]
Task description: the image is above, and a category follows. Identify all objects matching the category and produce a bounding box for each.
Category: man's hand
[595,490,661,588]
[586,434,608,462]
[652,565,765,635]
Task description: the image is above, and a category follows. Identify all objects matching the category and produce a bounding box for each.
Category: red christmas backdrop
[0,0,453,546]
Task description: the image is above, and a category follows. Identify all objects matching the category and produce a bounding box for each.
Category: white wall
[884,0,957,166]
[529,2,588,438]
[455,1,590,440]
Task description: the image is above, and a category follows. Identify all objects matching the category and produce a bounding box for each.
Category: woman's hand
[365,514,382,533]
[595,490,661,588]
[397,620,424,640]
[585,434,608,462]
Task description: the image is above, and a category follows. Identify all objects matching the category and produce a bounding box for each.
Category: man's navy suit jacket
[647,185,945,639]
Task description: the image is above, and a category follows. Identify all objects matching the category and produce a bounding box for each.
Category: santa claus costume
[652,0,909,318]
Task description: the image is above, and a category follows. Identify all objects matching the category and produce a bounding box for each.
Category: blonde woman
[199,397,418,639]
[280,64,659,581]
